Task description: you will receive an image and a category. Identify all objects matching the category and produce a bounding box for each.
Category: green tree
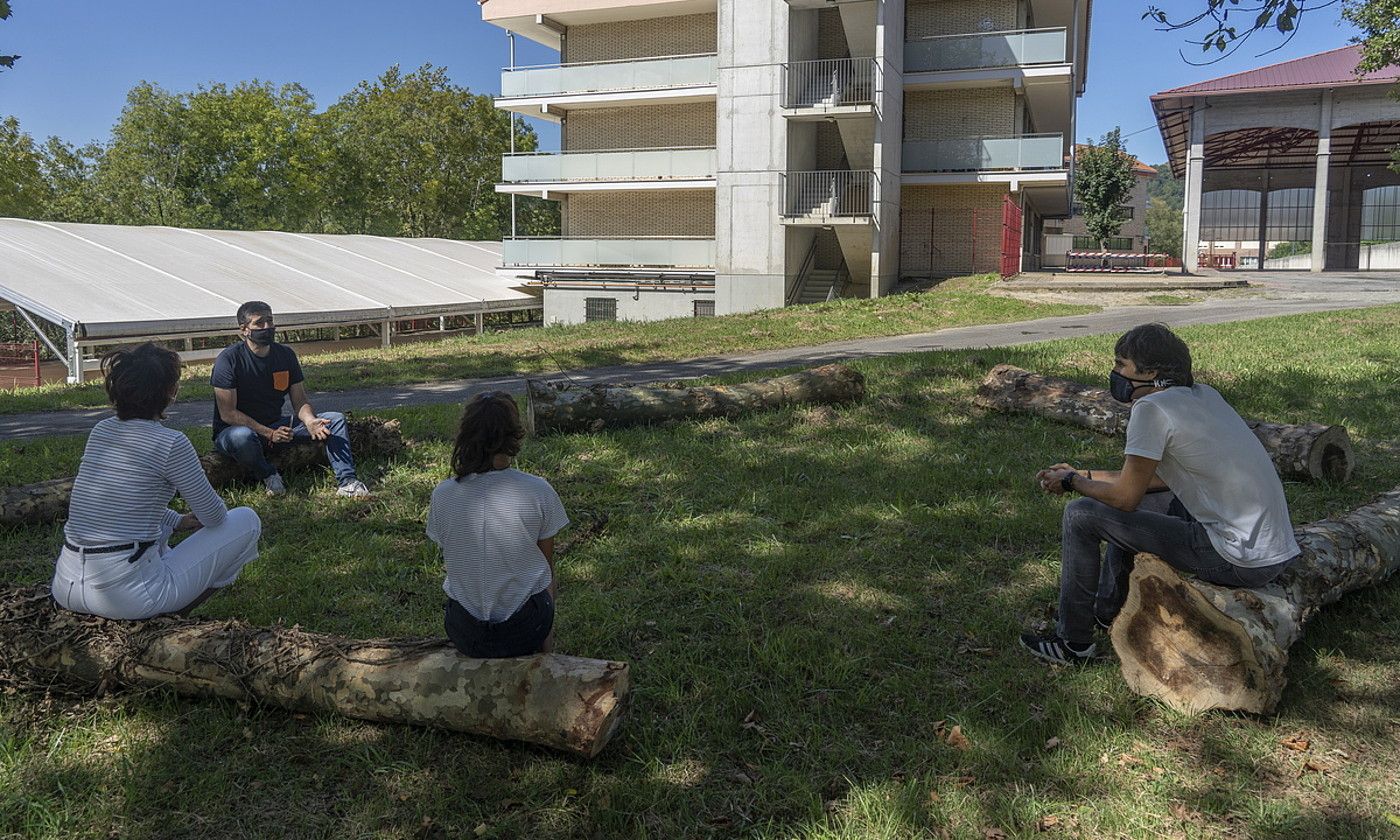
[1,0,19,71]
[37,137,105,222]
[1149,1,1400,72]
[323,63,551,239]
[0,116,49,217]
[1146,196,1184,259]
[1074,128,1137,251]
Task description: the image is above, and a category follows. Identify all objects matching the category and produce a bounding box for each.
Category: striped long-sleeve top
[64,417,228,545]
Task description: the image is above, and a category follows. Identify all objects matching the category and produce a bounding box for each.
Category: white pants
[52,507,261,620]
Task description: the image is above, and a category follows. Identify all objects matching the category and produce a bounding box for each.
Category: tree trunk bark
[975,364,1353,483]
[0,416,406,527]
[526,364,867,436]
[0,584,629,758]
[1110,486,1400,714]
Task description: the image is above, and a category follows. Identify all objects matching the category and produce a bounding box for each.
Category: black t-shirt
[210,342,305,436]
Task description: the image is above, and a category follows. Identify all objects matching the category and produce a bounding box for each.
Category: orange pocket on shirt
[273,370,290,391]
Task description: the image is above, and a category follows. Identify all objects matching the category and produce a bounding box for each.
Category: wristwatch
[1060,471,1079,493]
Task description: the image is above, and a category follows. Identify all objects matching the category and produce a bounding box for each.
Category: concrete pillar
[380,320,392,349]
[1256,168,1270,271]
[1181,105,1206,274]
[475,312,485,335]
[869,0,904,297]
[64,328,81,385]
[1311,91,1333,272]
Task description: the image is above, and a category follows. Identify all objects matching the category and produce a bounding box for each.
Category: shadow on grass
[3,343,1400,837]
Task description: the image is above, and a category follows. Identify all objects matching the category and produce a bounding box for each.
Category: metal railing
[904,28,1068,73]
[782,57,878,109]
[501,147,716,183]
[781,170,875,220]
[500,53,718,99]
[903,134,1065,172]
[502,237,716,269]
[786,236,821,305]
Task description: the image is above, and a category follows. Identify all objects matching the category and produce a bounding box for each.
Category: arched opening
[1197,127,1320,269]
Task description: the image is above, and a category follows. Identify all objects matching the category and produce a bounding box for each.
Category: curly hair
[1114,323,1194,387]
[102,342,183,421]
[451,392,525,478]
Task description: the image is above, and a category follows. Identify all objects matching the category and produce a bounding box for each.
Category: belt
[63,539,158,563]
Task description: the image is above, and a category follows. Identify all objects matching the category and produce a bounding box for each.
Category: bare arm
[288,382,329,440]
[214,387,284,441]
[1039,455,1162,512]
[539,537,556,598]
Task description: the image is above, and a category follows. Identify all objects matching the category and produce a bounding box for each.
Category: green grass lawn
[2,305,1399,839]
[0,276,1094,416]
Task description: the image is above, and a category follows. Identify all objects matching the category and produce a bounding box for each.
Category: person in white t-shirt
[427,392,569,658]
[1021,323,1300,665]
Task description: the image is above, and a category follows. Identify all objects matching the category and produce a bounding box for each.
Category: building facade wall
[565,190,715,237]
[543,287,715,326]
[563,103,717,150]
[1056,173,1152,245]
[904,89,1016,139]
[563,13,718,63]
[899,183,1008,277]
[906,0,1019,40]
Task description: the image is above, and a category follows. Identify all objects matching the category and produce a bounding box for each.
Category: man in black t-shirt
[211,301,370,498]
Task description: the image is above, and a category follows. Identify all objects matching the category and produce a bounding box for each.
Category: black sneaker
[1019,633,1096,665]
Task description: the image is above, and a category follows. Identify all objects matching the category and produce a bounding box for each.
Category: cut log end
[1110,555,1278,715]
[1312,426,1354,483]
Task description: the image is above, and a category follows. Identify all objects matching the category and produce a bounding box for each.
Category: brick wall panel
[566,190,715,237]
[907,0,1019,40]
[564,103,716,150]
[900,184,1009,277]
[904,89,1016,140]
[565,13,717,63]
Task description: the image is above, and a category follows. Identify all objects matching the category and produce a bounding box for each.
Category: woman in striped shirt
[52,343,262,620]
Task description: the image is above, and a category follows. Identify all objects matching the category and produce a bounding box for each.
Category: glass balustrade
[905,28,1067,73]
[501,148,716,183]
[502,238,716,268]
[501,54,718,98]
[903,135,1065,172]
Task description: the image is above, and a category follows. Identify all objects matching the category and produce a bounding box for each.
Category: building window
[1201,189,1261,242]
[584,298,617,322]
[1361,186,1400,241]
[693,300,715,318]
[1072,204,1134,220]
[1072,236,1134,250]
[1264,187,1314,245]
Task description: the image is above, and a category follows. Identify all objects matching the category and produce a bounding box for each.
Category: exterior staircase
[797,268,842,304]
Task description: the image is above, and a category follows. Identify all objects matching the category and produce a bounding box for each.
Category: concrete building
[1042,150,1155,265]
[1153,45,1400,272]
[482,0,1092,324]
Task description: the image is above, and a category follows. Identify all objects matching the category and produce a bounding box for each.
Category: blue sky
[0,0,1359,165]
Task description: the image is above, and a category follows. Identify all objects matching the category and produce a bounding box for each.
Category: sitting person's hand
[265,426,294,444]
[1037,467,1076,495]
[307,416,331,441]
[175,513,204,533]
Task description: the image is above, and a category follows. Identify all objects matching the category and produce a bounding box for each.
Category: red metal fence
[0,341,41,390]
[1000,195,1023,279]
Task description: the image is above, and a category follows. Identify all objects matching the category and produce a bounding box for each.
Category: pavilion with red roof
[1152,45,1400,272]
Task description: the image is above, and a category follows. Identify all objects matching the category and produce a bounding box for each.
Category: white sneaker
[263,473,287,497]
[336,479,371,499]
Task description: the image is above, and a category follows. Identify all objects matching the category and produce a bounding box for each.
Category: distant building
[1153,45,1400,272]
[482,0,1094,324]
[1042,150,1155,265]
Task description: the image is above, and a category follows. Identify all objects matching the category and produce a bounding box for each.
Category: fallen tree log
[0,584,629,758]
[0,415,405,527]
[526,363,866,436]
[1110,485,1400,714]
[976,365,1353,483]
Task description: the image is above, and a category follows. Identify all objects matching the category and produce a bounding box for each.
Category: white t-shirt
[1124,384,1299,568]
[427,468,569,622]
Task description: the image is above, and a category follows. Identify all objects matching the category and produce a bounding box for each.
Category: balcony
[903,134,1067,186]
[502,237,716,270]
[499,148,716,195]
[781,170,875,224]
[782,58,877,117]
[497,54,718,120]
[905,28,1068,74]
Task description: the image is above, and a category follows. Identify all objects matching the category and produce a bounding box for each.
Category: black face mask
[248,327,275,346]
[1109,370,1167,403]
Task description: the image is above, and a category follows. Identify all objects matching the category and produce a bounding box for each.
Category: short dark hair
[101,342,182,421]
[1114,323,1194,387]
[451,392,525,478]
[236,301,272,326]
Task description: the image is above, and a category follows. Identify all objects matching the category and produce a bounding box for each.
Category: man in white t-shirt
[1021,323,1300,665]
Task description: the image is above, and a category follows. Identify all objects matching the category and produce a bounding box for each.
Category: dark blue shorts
[444,589,554,659]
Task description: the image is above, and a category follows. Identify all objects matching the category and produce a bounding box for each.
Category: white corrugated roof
[0,219,536,339]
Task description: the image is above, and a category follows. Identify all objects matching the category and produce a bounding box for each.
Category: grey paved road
[3,271,1396,442]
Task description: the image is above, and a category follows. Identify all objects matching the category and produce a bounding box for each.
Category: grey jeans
[1057,492,1293,644]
